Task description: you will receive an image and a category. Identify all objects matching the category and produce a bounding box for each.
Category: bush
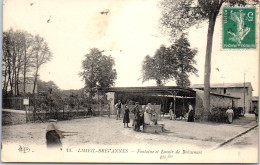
[208,107,244,123]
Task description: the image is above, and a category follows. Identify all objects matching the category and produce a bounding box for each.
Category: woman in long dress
[144,103,152,125]
[169,102,174,120]
[226,106,234,124]
[187,104,194,122]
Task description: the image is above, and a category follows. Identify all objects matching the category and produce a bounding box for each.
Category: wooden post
[174,94,176,120]
[173,91,177,120]
[182,97,185,118]
[63,104,65,119]
[25,105,28,123]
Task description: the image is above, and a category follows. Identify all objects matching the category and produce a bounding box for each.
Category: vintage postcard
[1,0,259,163]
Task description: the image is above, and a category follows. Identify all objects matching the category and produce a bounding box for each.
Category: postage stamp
[223,7,256,49]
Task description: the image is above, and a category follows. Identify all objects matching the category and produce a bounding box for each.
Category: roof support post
[172,90,177,120]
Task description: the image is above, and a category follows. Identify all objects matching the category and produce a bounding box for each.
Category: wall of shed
[195,91,238,118]
[210,87,252,112]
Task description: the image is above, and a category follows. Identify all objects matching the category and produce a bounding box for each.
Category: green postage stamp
[223,7,256,49]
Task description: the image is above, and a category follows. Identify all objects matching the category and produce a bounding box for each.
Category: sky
[3,0,259,96]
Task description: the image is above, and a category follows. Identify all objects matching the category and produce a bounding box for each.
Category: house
[18,77,37,94]
[191,82,253,113]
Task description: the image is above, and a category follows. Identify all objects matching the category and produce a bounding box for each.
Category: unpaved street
[2,115,258,150]
[220,126,259,149]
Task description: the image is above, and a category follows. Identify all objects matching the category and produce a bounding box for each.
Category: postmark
[223,7,256,49]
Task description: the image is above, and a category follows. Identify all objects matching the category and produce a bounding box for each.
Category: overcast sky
[3,0,259,96]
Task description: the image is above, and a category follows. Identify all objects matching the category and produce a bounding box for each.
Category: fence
[2,97,30,110]
[2,96,112,123]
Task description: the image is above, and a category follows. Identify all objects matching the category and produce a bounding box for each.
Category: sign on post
[23,98,29,106]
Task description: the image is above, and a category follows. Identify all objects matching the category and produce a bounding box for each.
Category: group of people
[115,100,158,132]
[169,102,195,122]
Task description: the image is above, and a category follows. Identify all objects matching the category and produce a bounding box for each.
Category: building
[104,86,240,120]
[191,82,253,113]
[18,77,37,94]
[252,96,259,113]
[105,86,196,118]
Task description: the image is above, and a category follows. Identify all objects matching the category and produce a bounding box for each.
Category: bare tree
[2,29,42,96]
[31,34,52,95]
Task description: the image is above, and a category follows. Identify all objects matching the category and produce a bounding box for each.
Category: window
[224,88,227,94]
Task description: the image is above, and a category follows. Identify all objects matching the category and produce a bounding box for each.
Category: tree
[2,29,28,96]
[170,34,198,87]
[31,34,52,95]
[159,0,258,120]
[2,29,48,96]
[79,48,117,99]
[141,45,172,86]
[21,32,35,94]
[142,35,197,87]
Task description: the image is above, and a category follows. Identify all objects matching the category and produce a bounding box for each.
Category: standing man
[226,106,234,124]
[115,100,122,120]
[254,107,258,123]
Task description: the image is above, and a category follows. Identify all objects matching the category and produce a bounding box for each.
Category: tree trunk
[32,68,38,94]
[202,12,218,121]
[23,48,27,94]
[32,68,38,122]
[16,69,20,96]
[3,65,7,95]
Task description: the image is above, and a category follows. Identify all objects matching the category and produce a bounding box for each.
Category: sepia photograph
[1,0,259,163]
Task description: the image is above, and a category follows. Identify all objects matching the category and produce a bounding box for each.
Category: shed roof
[103,86,196,97]
[191,82,252,89]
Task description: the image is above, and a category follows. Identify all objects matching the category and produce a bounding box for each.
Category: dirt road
[2,115,258,149]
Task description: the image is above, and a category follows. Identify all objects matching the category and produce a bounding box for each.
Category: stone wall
[195,90,239,119]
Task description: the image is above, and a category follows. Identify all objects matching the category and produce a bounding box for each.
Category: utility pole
[243,71,246,116]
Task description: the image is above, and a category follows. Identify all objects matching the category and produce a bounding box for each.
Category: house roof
[193,89,240,99]
[191,82,252,89]
[103,86,196,97]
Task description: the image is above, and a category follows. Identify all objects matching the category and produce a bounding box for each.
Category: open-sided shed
[104,86,196,117]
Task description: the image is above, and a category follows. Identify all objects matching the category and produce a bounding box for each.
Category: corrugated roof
[191,82,252,89]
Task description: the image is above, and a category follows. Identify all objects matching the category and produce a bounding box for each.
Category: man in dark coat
[123,105,130,128]
[46,119,63,148]
[132,102,141,131]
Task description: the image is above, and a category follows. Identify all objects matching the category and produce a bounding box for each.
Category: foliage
[79,48,117,97]
[141,45,172,86]
[170,34,198,86]
[141,35,198,87]
[2,29,52,96]
[208,107,244,123]
[31,34,52,94]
